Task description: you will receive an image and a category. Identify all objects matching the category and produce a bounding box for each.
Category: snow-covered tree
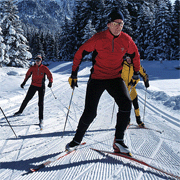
[154,0,172,61]
[0,26,6,66]
[127,1,139,39]
[134,2,154,59]
[45,32,56,61]
[104,0,132,36]
[81,19,96,61]
[0,0,32,67]
[6,0,176,63]
[171,0,180,60]
[85,0,106,32]
[82,19,96,44]
[31,32,44,57]
[59,15,76,61]
[0,4,6,65]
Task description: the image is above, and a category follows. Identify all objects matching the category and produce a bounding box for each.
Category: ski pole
[0,107,17,138]
[50,88,57,99]
[111,101,115,124]
[143,88,147,123]
[61,88,74,138]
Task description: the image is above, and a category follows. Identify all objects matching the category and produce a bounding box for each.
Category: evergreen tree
[154,0,172,61]
[59,0,93,61]
[82,19,96,44]
[53,32,60,60]
[45,32,55,61]
[72,0,90,51]
[86,0,106,32]
[0,0,32,67]
[171,0,179,60]
[4,0,175,63]
[0,27,6,65]
[134,2,154,59]
[31,32,43,57]
[104,0,132,36]
[144,11,156,61]
[59,15,76,61]
[81,19,96,61]
[127,1,139,39]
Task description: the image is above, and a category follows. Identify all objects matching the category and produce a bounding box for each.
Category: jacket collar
[35,64,42,68]
[105,29,122,40]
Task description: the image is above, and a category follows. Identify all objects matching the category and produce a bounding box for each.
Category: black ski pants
[73,78,132,143]
[18,85,45,120]
[132,96,139,110]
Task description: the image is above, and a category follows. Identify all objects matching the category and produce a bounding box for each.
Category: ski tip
[81,142,86,145]
[30,168,36,172]
[127,152,133,157]
[115,152,133,157]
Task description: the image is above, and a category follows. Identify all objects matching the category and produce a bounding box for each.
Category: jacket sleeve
[139,65,148,82]
[72,34,97,76]
[23,67,32,83]
[44,67,53,83]
[127,38,140,72]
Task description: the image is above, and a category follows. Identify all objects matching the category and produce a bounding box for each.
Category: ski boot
[65,140,80,152]
[136,116,145,128]
[14,111,22,116]
[113,138,132,157]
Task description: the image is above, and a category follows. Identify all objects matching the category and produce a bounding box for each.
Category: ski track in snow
[0,61,180,180]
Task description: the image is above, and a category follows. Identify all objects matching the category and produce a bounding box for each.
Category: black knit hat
[108,9,124,22]
[35,55,42,61]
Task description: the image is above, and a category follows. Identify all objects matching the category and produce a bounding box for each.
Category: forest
[0,0,179,67]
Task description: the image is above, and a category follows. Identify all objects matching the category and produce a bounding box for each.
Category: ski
[91,148,180,179]
[28,142,86,173]
[129,124,163,134]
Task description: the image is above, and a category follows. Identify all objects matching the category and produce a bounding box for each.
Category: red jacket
[72,29,140,79]
[23,64,53,87]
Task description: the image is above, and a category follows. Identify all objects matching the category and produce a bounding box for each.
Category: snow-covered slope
[0,60,179,180]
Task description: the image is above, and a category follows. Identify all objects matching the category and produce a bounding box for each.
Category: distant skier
[14,55,53,130]
[121,53,149,127]
[66,9,141,156]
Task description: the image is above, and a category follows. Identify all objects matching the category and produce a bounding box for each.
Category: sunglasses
[35,58,42,62]
[112,21,124,26]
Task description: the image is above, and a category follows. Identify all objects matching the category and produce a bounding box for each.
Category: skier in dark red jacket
[66,9,140,156]
[14,55,53,130]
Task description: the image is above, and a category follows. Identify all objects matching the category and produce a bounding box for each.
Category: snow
[9,26,16,35]
[0,60,180,180]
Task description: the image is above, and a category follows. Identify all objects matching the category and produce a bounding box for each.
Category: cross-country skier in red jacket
[14,55,53,130]
[66,9,140,156]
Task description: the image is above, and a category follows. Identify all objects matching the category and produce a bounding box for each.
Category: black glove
[132,71,140,80]
[144,75,149,88]
[48,82,52,88]
[68,75,78,89]
[145,80,149,88]
[20,82,25,89]
[128,72,140,87]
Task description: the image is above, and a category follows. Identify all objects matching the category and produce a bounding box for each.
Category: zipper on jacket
[128,65,130,83]
[112,35,118,52]
[112,38,114,52]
